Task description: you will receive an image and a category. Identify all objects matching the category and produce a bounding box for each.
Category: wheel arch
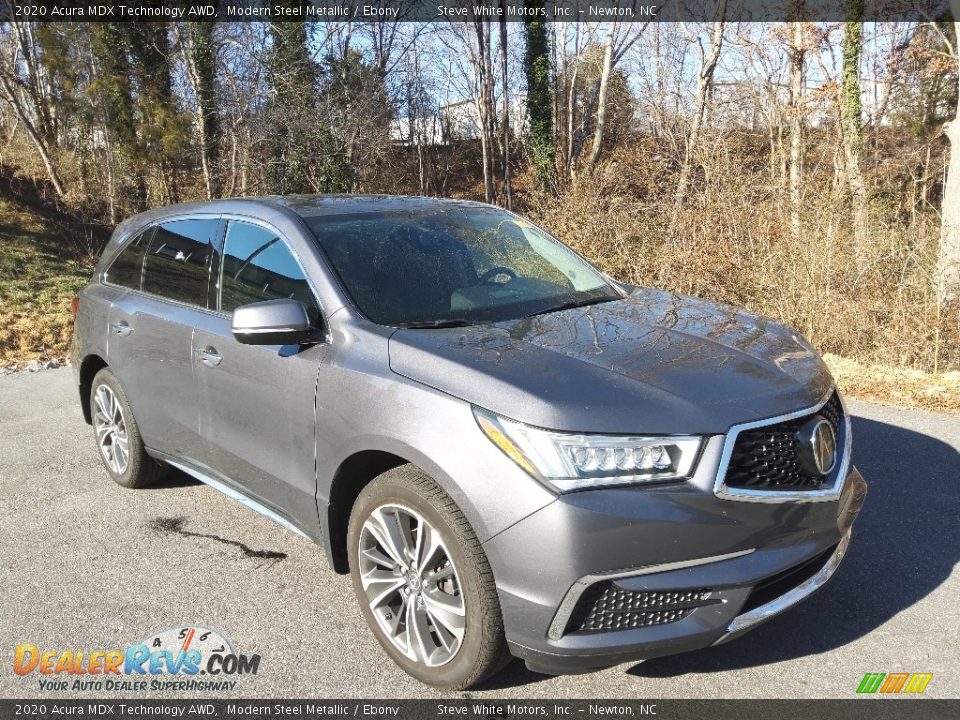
[79,354,109,424]
[323,439,479,575]
[325,449,409,574]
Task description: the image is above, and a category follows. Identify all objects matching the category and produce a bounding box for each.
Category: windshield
[305,206,620,327]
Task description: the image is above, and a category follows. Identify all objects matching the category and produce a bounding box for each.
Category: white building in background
[390,93,529,146]
[389,116,446,147]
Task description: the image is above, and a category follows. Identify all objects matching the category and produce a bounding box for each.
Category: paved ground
[0,368,957,700]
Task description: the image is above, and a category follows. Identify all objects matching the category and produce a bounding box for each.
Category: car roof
[264,194,492,218]
[119,195,493,227]
[100,195,499,270]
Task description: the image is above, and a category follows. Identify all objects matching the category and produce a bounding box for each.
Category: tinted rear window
[105,228,153,289]
[142,219,221,307]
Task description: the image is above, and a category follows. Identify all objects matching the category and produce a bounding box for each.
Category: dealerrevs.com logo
[13,626,260,692]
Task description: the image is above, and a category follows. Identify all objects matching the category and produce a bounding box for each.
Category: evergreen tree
[524,7,555,194]
[89,23,146,210]
[265,18,318,194]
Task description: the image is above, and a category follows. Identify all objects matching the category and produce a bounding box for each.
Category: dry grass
[0,197,92,365]
[524,141,960,379]
[826,354,960,414]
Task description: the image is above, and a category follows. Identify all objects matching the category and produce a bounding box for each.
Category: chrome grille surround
[714,389,851,503]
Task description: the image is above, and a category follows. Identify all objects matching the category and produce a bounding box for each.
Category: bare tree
[499,9,511,209]
[938,21,960,301]
[0,21,65,196]
[475,18,497,203]
[673,7,727,215]
[788,17,806,241]
[575,22,645,173]
[176,22,221,200]
[585,27,615,169]
[841,2,869,253]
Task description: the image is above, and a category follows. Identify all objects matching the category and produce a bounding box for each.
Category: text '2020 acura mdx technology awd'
[72,195,867,689]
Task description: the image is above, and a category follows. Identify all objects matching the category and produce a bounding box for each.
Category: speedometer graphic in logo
[143,625,233,660]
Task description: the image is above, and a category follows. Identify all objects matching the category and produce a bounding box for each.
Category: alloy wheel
[93,384,129,475]
[358,504,466,667]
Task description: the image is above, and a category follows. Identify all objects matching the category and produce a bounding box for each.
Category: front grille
[724,392,844,491]
[565,585,717,634]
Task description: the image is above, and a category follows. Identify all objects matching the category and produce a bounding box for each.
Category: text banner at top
[0,0,953,23]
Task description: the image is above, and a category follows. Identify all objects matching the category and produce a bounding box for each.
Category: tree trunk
[841,5,868,255]
[674,16,725,214]
[472,19,496,204]
[0,73,65,197]
[569,77,600,176]
[937,23,960,302]
[181,22,221,200]
[499,11,511,209]
[564,23,579,184]
[586,27,615,169]
[788,19,805,242]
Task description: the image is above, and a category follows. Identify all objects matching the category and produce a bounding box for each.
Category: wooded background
[1,12,959,376]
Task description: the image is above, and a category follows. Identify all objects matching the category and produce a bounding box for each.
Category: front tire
[347,464,509,689]
[90,368,166,489]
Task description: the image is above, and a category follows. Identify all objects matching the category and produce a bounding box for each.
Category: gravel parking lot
[1,368,957,699]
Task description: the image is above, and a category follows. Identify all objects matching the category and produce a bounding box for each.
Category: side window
[218,221,320,324]
[105,228,153,290]
[142,218,221,307]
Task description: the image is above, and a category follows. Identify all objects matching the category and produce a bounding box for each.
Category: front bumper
[482,444,867,675]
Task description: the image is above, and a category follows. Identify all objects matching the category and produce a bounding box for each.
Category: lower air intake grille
[565,585,716,634]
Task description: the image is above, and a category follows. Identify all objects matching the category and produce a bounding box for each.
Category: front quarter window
[218,220,321,326]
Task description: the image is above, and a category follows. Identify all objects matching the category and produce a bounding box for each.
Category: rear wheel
[347,464,509,689]
[90,368,166,489]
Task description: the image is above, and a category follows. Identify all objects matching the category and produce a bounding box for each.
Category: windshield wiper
[524,294,614,319]
[400,318,474,329]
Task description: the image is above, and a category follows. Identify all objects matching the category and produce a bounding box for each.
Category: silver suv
[72,196,867,689]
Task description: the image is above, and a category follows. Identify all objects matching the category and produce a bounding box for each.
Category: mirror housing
[231,299,313,346]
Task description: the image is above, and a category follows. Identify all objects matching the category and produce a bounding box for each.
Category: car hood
[388,288,835,434]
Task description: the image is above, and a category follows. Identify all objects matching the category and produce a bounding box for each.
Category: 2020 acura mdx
[72,195,867,689]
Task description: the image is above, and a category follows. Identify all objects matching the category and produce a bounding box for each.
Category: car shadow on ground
[147,465,201,489]
[482,414,959,689]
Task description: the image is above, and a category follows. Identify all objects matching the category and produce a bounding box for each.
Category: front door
[193,219,328,534]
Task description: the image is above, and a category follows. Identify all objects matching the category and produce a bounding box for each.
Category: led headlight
[474,407,703,492]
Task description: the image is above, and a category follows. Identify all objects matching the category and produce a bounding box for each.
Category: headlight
[474,407,703,492]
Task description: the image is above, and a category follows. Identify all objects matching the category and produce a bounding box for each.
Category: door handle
[110,321,133,336]
[197,347,223,368]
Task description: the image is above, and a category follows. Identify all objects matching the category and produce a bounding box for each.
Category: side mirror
[231,299,312,346]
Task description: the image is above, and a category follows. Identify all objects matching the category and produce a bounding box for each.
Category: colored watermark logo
[13,626,259,693]
[856,672,933,695]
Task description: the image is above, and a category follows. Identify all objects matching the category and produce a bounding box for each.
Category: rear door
[192,219,328,532]
[106,217,223,463]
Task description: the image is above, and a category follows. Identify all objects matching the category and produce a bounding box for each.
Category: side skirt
[153,452,315,542]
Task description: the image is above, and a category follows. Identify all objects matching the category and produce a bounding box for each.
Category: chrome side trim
[713,531,851,644]
[713,389,852,503]
[165,459,310,540]
[232,327,299,334]
[547,547,755,641]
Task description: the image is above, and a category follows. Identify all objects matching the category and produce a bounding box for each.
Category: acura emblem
[796,417,837,476]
